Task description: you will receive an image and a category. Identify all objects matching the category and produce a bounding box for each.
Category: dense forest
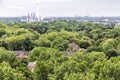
[0,21,120,80]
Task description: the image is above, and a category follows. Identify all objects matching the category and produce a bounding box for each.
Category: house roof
[69,42,80,51]
[28,61,36,72]
[62,51,74,56]
[13,51,29,58]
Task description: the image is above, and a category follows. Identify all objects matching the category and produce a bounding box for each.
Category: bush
[105,49,118,59]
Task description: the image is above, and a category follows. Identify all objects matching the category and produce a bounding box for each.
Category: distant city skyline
[0,0,120,17]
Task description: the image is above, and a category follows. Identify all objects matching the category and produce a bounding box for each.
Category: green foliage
[16,58,34,80]
[0,28,6,37]
[52,38,69,51]
[0,47,17,67]
[92,58,120,80]
[0,26,39,51]
[34,61,52,80]
[0,62,26,80]
[0,21,120,80]
[114,25,120,35]
[79,40,91,49]
[105,49,118,59]
[101,39,118,51]
[35,30,79,51]
[91,29,102,40]
[28,47,62,61]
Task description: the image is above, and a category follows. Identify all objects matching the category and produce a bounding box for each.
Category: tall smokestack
[36,0,39,22]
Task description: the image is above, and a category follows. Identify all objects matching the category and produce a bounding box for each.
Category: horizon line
[1,15,120,18]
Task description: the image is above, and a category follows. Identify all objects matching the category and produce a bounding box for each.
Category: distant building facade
[27,13,36,22]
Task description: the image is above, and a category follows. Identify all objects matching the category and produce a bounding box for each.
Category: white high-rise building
[27,13,36,22]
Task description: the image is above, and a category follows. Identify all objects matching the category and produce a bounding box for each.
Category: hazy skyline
[0,0,120,17]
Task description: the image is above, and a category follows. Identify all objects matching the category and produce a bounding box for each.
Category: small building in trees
[28,61,36,72]
[62,51,74,56]
[69,42,80,51]
[13,51,29,58]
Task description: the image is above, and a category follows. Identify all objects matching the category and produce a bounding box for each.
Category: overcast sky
[0,0,120,17]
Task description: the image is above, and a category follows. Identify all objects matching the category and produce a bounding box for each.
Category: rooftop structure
[13,51,29,58]
[28,61,36,72]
